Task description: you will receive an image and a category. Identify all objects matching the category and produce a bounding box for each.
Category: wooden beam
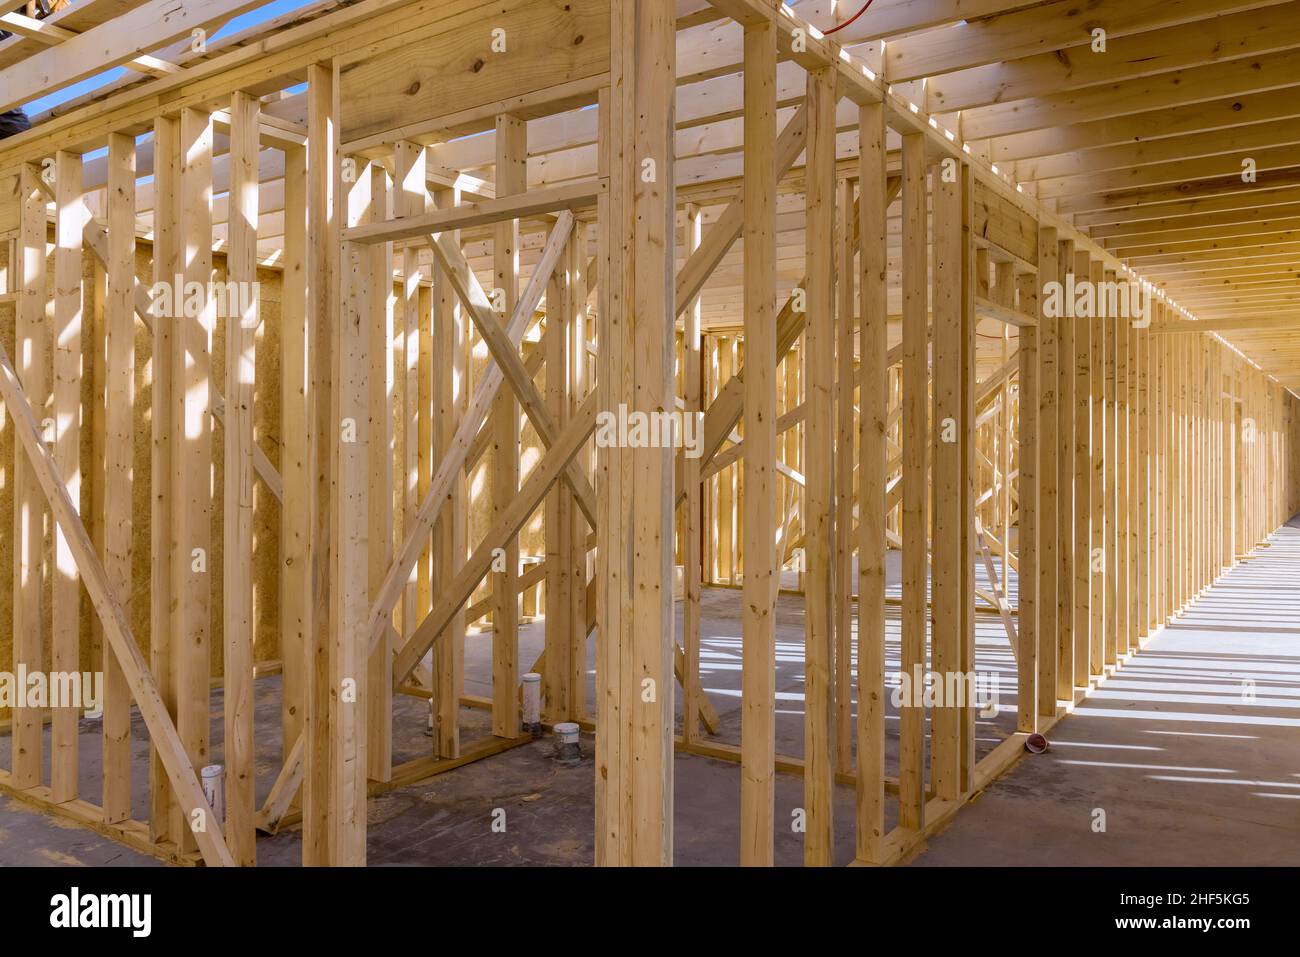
[173,107,215,854]
[958,161,978,795]
[12,165,46,792]
[420,180,444,747]
[801,64,835,867]
[1036,226,1059,719]
[222,91,259,865]
[361,160,394,785]
[0,9,180,77]
[931,154,962,801]
[899,131,928,829]
[740,16,777,868]
[884,0,1266,83]
[280,142,309,778]
[51,149,87,804]
[432,183,468,756]
[592,0,676,868]
[974,295,1036,328]
[332,168,373,866]
[683,202,705,745]
[1104,269,1120,665]
[928,2,1300,114]
[1055,238,1075,704]
[1116,291,1132,660]
[1089,259,1107,677]
[565,237,590,722]
[833,176,855,779]
[344,180,603,245]
[149,115,178,842]
[1072,251,1092,692]
[103,131,136,825]
[856,99,889,864]
[0,0,268,113]
[1151,315,1300,333]
[302,60,336,867]
[544,226,573,726]
[1016,270,1039,733]
[490,112,524,740]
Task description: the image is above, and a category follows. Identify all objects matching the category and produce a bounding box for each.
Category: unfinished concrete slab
[913,517,1300,866]
[0,0,1298,870]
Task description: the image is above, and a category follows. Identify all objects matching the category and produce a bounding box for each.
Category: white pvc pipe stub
[554,721,582,766]
[522,672,543,736]
[201,764,225,824]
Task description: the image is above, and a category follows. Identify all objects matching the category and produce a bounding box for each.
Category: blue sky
[23,0,310,115]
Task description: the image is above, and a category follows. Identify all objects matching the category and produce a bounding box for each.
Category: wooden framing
[801,64,835,867]
[0,0,1296,872]
[739,14,777,868]
[856,98,889,864]
[1036,226,1059,718]
[487,113,524,742]
[103,131,134,824]
[898,130,927,830]
[593,0,676,867]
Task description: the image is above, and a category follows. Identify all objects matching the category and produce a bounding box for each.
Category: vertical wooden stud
[802,65,835,865]
[856,100,888,862]
[740,16,778,865]
[683,204,704,744]
[103,132,136,823]
[1054,239,1073,704]
[52,149,88,803]
[594,0,676,866]
[173,108,215,852]
[899,132,928,828]
[281,143,309,769]
[13,165,47,791]
[1016,271,1039,733]
[223,91,259,864]
[931,155,962,800]
[491,113,524,739]
[1036,226,1058,716]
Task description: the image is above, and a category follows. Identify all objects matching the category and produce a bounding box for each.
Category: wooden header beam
[343,180,605,245]
[1150,315,1300,333]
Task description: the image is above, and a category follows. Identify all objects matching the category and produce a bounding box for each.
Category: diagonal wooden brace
[674,103,807,317]
[425,224,597,526]
[673,180,901,500]
[392,391,600,687]
[257,211,579,828]
[365,210,578,658]
[0,337,235,868]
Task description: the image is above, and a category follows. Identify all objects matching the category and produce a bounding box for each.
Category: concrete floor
[2,519,1294,866]
[0,548,1021,866]
[912,514,1300,866]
